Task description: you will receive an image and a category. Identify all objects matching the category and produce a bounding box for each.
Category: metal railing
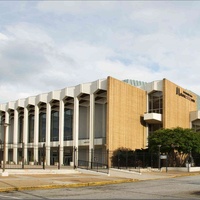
[78,160,109,174]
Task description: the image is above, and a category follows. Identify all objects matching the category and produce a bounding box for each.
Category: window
[28,114,34,143]
[18,116,23,143]
[64,109,73,140]
[149,124,163,136]
[149,91,163,114]
[51,111,59,141]
[39,112,46,142]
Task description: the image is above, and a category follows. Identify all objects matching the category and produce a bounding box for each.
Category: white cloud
[37,1,117,15]
[0,33,8,40]
[1,1,200,103]
[5,22,53,44]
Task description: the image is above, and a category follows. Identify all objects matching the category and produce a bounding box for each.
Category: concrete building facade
[0,76,199,167]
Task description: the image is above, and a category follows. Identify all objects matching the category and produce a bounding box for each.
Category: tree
[148,127,200,167]
[111,147,135,168]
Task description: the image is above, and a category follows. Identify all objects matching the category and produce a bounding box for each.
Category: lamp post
[187,148,192,172]
[158,145,161,170]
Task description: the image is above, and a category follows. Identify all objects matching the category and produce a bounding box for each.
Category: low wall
[162,167,200,172]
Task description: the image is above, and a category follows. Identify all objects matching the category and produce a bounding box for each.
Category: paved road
[0,174,200,199]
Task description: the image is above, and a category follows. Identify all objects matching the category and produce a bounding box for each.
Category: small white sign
[160,155,167,159]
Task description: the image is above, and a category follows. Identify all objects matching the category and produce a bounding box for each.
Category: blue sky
[1,1,200,103]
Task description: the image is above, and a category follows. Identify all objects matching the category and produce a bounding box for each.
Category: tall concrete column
[34,105,39,163]
[13,109,18,164]
[89,94,94,165]
[5,112,9,163]
[59,100,64,165]
[73,97,79,167]
[23,107,28,164]
[46,103,51,165]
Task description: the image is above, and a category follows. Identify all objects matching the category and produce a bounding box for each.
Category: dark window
[64,109,73,140]
[18,116,23,143]
[28,114,34,143]
[51,111,59,141]
[149,124,163,136]
[149,91,163,114]
[39,112,46,142]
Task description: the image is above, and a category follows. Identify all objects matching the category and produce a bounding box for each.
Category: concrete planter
[41,162,46,165]
[29,161,34,165]
[186,163,191,168]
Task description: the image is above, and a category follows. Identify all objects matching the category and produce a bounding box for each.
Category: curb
[170,172,200,178]
[0,179,138,193]
[0,172,199,193]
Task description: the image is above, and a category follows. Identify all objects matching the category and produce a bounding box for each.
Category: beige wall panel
[107,76,147,152]
[163,79,197,128]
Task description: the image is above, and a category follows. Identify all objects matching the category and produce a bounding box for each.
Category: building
[0,76,200,167]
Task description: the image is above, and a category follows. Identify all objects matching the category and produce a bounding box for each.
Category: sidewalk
[0,168,199,192]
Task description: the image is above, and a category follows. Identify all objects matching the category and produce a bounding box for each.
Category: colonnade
[0,79,107,166]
